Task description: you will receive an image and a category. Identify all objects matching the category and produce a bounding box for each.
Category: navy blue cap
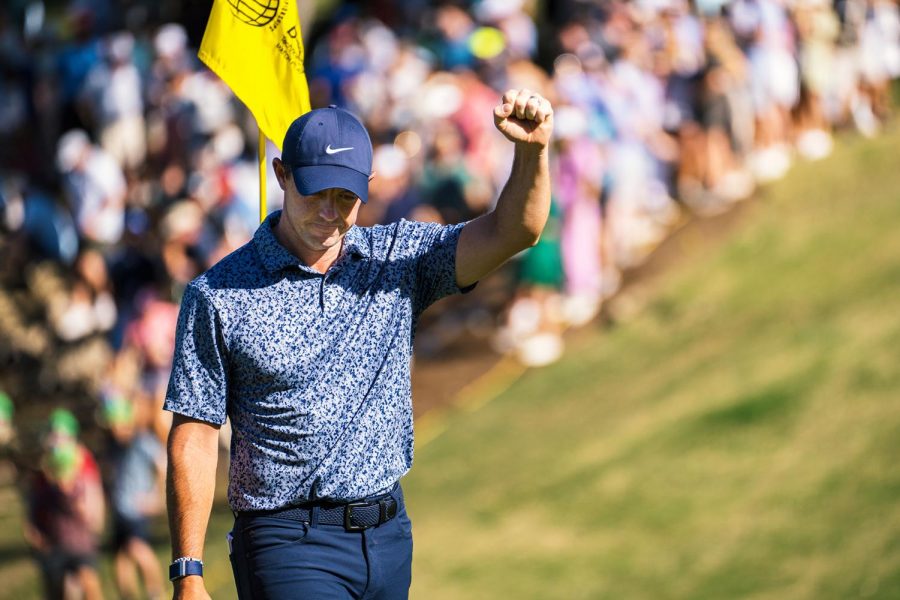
[281,106,373,203]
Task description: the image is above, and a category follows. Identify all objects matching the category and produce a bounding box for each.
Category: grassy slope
[405,127,900,599]
[0,127,898,598]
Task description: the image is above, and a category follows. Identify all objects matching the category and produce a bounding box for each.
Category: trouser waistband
[235,485,402,532]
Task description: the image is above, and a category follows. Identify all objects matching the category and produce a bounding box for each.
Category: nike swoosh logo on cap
[325,144,354,154]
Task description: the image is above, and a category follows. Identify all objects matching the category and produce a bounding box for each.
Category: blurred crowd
[0,0,898,596]
[304,0,900,366]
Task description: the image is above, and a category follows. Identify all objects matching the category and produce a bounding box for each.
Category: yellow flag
[199,0,311,150]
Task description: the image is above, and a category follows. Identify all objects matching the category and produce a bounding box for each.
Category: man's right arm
[167,413,220,600]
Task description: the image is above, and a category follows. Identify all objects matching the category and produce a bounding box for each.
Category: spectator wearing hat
[24,409,105,600]
[103,393,166,600]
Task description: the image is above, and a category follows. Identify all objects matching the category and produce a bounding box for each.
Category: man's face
[281,172,362,253]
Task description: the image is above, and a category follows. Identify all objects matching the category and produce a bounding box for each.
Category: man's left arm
[455,88,553,289]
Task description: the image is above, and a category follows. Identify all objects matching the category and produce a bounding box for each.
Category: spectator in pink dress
[552,105,606,325]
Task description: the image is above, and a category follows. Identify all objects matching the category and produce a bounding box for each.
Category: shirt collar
[253,210,369,274]
[253,211,300,273]
[341,225,370,260]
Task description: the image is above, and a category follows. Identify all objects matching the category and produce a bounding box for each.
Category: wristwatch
[169,557,204,581]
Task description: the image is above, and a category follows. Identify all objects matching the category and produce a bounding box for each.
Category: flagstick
[258,130,267,223]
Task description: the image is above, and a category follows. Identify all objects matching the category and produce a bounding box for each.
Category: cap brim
[291,165,369,203]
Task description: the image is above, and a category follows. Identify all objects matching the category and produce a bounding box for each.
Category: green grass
[404,127,900,599]
[2,126,900,598]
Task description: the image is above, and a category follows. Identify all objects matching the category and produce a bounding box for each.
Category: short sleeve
[163,283,228,425]
[405,220,474,312]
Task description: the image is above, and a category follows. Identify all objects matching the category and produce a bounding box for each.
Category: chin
[315,238,340,251]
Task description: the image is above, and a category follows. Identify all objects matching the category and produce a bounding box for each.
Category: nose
[319,194,339,221]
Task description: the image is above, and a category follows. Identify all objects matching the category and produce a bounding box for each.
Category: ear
[273,158,287,191]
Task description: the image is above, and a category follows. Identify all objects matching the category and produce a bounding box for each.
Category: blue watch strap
[169,558,204,581]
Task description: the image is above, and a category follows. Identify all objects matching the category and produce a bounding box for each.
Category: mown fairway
[1,125,899,598]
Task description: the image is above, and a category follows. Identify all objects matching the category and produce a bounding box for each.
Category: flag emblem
[226,0,279,27]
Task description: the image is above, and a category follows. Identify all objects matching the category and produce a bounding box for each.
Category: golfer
[165,88,553,599]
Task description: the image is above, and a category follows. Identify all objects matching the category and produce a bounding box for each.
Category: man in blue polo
[165,88,553,599]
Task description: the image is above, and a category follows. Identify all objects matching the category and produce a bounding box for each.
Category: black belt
[237,490,400,532]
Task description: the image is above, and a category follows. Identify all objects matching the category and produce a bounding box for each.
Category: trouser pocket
[232,516,313,598]
[228,526,255,600]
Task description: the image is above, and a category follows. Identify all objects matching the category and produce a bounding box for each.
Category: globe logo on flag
[227,0,279,27]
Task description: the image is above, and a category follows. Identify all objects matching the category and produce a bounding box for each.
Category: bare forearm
[456,146,551,287]
[494,145,551,249]
[456,89,553,288]
[167,417,219,560]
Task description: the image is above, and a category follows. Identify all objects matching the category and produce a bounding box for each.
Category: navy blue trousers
[229,490,413,599]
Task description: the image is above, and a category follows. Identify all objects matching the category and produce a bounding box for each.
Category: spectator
[48,248,117,343]
[493,199,566,367]
[56,129,127,247]
[364,143,420,225]
[24,409,105,600]
[55,7,102,134]
[102,393,165,600]
[80,32,146,171]
[0,389,14,449]
[552,104,605,325]
[794,0,839,158]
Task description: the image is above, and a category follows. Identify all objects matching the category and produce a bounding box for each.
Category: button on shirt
[164,211,470,510]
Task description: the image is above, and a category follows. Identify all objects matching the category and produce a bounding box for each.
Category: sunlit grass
[405,126,900,599]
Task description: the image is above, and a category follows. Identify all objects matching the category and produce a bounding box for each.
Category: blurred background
[0,0,899,597]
